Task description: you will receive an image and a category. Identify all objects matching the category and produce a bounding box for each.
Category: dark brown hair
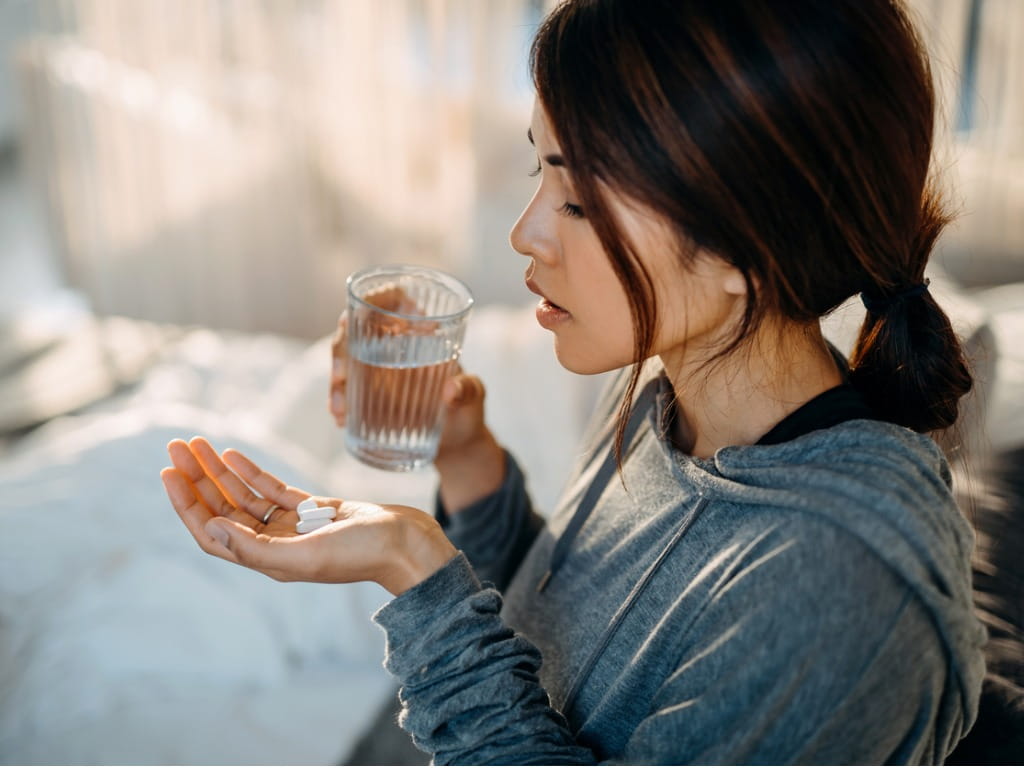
[530,0,972,457]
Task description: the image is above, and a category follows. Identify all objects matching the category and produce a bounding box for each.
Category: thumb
[204,518,299,580]
[204,518,259,565]
[206,518,233,550]
[443,374,485,409]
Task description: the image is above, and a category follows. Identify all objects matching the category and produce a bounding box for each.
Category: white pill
[298,505,337,522]
[297,498,319,513]
[296,518,333,534]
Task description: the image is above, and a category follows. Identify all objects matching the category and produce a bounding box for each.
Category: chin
[552,338,631,376]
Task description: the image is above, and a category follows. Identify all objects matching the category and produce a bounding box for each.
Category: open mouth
[525,275,570,327]
[525,276,560,307]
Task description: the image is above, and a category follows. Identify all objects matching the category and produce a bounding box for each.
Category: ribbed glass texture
[345,265,473,471]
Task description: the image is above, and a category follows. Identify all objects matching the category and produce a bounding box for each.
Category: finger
[364,284,410,312]
[360,285,431,336]
[331,354,347,386]
[331,313,348,342]
[330,315,349,423]
[330,314,348,376]
[329,385,346,424]
[167,439,257,527]
[167,439,233,517]
[161,467,240,564]
[204,517,315,581]
[189,437,294,525]
[221,448,309,510]
[443,373,486,408]
[329,371,347,423]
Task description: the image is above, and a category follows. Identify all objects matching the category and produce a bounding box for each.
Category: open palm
[160,436,455,593]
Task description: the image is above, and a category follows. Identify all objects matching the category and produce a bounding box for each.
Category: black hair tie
[860,278,930,315]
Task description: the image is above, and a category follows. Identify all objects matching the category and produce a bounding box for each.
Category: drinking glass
[345,264,473,471]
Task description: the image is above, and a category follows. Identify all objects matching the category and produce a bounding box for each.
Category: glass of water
[344,264,474,471]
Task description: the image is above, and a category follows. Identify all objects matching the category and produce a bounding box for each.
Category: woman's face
[509,100,746,376]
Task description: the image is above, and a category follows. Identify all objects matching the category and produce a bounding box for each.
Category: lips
[526,275,572,330]
[525,277,567,312]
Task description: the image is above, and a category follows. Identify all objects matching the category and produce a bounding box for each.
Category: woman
[161,0,986,762]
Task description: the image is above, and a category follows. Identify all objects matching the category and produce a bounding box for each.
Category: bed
[0,298,601,764]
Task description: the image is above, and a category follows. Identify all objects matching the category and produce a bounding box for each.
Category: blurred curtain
[14,0,1023,336]
[16,0,549,337]
[909,0,1024,285]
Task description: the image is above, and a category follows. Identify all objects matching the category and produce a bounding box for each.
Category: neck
[658,321,843,458]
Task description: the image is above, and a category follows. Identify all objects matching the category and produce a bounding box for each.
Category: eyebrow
[527,127,565,168]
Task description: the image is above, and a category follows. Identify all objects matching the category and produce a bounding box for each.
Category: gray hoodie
[374,366,986,764]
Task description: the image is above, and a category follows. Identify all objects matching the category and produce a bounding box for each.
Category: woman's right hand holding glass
[329,289,506,512]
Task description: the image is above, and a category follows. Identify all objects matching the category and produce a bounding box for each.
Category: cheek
[577,256,633,331]
[555,278,637,374]
[592,289,636,347]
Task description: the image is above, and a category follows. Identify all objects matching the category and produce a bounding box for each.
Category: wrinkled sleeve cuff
[373,551,486,675]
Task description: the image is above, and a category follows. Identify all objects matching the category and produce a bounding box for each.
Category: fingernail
[207,521,230,549]
[333,359,345,377]
[443,378,462,404]
[331,390,344,412]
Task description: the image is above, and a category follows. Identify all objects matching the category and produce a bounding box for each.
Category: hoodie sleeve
[435,366,632,591]
[374,552,593,765]
[435,451,546,591]
[374,517,972,765]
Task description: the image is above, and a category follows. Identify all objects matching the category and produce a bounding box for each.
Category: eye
[528,160,541,178]
[559,201,585,219]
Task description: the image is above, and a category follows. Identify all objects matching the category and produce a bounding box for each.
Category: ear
[690,249,749,300]
[721,265,748,297]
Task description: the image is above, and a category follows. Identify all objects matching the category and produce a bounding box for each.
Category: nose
[509,188,556,264]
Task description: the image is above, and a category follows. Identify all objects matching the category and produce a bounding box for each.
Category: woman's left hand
[160,437,458,595]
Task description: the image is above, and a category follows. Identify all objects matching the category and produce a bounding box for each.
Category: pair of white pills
[295,498,337,534]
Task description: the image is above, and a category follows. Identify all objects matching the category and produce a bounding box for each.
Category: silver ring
[261,503,280,524]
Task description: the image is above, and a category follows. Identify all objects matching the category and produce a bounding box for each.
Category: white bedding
[0,302,601,765]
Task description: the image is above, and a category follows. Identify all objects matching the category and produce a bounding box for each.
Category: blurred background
[0,0,1021,764]
[1,0,548,338]
[0,0,1021,341]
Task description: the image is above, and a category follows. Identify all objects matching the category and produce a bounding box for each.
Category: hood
[663,391,986,742]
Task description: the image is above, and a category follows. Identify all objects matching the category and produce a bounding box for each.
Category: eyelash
[528,161,585,218]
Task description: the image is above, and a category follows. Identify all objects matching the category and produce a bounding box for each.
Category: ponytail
[848,193,973,434]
